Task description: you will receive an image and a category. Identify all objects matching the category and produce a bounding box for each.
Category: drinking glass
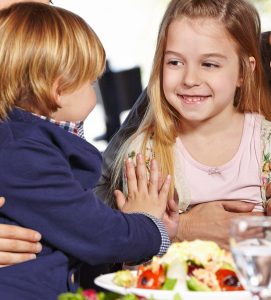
[230,216,271,300]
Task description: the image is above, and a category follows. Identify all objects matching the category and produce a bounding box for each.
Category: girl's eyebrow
[164,50,228,60]
[164,50,182,57]
[201,53,228,60]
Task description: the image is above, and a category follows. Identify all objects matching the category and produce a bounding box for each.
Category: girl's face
[52,81,96,122]
[163,17,242,125]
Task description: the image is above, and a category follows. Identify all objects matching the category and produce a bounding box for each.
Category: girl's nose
[182,67,201,87]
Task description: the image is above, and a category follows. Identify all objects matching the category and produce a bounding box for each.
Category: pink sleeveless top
[176,113,263,211]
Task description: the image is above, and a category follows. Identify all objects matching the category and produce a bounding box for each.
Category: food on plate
[113,240,244,292]
[114,270,136,288]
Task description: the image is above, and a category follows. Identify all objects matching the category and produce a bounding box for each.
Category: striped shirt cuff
[131,212,171,257]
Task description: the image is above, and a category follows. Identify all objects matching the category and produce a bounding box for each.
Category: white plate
[94,272,252,300]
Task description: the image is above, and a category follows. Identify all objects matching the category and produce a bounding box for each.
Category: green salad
[58,288,147,300]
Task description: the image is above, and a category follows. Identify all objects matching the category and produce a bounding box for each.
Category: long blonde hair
[0,2,105,119]
[112,0,271,202]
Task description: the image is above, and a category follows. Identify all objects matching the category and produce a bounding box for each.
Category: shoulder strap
[260,118,271,208]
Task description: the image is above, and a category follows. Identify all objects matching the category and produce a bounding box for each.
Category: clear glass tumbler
[230,216,271,300]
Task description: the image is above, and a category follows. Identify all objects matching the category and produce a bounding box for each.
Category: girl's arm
[0,197,41,266]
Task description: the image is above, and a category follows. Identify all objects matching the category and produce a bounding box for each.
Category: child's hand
[265,182,271,215]
[157,176,179,241]
[114,153,171,220]
[163,198,179,241]
[266,200,271,215]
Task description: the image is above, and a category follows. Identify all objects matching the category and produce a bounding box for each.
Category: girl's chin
[179,111,211,123]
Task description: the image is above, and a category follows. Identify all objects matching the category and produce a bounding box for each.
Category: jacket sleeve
[0,137,161,265]
[95,88,149,207]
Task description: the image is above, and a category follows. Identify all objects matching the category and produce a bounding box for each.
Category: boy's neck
[31,111,85,139]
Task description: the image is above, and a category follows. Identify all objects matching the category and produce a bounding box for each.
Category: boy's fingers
[125,158,137,196]
[135,154,148,192]
[114,190,126,211]
[148,159,159,195]
[158,172,163,191]
[158,175,171,206]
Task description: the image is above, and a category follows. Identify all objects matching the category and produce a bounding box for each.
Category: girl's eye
[202,62,219,68]
[167,59,184,67]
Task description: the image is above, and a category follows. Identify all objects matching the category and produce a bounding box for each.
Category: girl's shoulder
[261,117,271,136]
[260,117,271,150]
[260,117,271,208]
[126,132,146,157]
[260,117,271,166]
[126,131,154,160]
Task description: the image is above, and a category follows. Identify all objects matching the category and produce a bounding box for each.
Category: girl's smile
[178,94,211,105]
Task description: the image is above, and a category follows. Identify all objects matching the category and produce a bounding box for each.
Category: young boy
[0,3,178,299]
[0,0,50,268]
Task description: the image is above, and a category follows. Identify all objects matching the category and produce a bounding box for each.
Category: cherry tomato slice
[137,265,165,290]
[215,269,244,291]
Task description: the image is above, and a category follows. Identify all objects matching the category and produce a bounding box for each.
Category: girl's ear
[238,56,256,87]
[52,79,62,106]
[249,56,256,72]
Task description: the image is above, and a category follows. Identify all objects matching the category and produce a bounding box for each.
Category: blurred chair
[95,61,142,142]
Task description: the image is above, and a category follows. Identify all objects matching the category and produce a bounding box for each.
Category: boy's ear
[52,79,62,106]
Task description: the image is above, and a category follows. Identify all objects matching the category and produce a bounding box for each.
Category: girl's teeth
[182,96,206,103]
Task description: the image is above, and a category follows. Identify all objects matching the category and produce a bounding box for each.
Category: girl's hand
[163,198,179,240]
[0,197,42,267]
[266,200,271,215]
[265,182,271,215]
[114,154,171,220]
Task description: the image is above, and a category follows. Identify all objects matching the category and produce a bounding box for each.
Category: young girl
[0,3,179,299]
[111,0,271,232]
